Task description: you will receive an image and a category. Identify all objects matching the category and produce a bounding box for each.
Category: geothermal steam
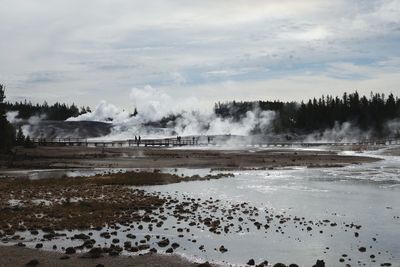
[68,86,276,140]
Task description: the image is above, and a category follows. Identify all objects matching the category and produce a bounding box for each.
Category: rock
[59,256,70,260]
[312,260,325,267]
[73,233,90,240]
[126,233,136,239]
[166,248,173,253]
[273,264,287,267]
[157,239,170,247]
[83,247,103,258]
[25,259,39,266]
[247,259,255,265]
[257,260,269,267]
[137,244,150,250]
[197,262,212,267]
[35,243,43,249]
[112,238,119,244]
[65,247,76,254]
[219,245,228,253]
[109,250,119,256]
[149,248,157,253]
[171,242,180,249]
[289,264,299,267]
[359,247,366,252]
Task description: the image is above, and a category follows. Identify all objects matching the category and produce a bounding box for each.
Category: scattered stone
[171,242,180,249]
[247,259,255,265]
[359,247,367,252]
[157,239,170,247]
[25,259,39,267]
[313,260,325,267]
[65,247,76,254]
[219,245,228,253]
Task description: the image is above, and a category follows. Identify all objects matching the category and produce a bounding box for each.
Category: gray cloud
[0,0,399,108]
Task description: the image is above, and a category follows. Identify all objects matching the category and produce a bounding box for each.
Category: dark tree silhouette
[214,92,400,136]
[0,84,15,152]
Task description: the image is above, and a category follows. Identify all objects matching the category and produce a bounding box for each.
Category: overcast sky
[1,0,399,110]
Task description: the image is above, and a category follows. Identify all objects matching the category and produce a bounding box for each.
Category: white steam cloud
[68,85,276,140]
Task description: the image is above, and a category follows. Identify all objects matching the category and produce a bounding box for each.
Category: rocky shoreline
[0,170,394,266]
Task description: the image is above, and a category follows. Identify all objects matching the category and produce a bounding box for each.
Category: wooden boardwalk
[31,137,400,148]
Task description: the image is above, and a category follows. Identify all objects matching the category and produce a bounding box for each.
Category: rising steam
[68,86,276,140]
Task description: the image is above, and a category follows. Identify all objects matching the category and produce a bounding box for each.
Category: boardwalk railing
[31,137,400,148]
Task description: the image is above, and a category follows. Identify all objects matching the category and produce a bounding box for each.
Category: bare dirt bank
[1,146,380,170]
[0,245,199,267]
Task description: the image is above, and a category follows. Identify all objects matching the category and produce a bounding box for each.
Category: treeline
[0,85,15,152]
[5,100,91,121]
[214,92,400,135]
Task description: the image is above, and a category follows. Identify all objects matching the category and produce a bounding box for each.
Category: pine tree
[0,84,15,152]
[16,126,26,146]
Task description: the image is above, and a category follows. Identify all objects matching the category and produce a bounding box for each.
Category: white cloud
[0,0,399,107]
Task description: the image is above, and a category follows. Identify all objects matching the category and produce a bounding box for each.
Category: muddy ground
[1,146,379,170]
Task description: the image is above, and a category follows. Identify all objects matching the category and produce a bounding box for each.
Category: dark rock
[257,260,269,267]
[73,233,90,240]
[126,233,136,239]
[166,248,173,253]
[137,244,150,250]
[247,259,255,265]
[59,256,70,260]
[109,250,119,256]
[171,242,180,249]
[25,259,39,266]
[359,247,366,252]
[312,260,325,267]
[273,264,287,267]
[35,243,43,249]
[157,239,170,247]
[219,245,228,253]
[289,264,299,267]
[65,247,76,254]
[197,262,212,267]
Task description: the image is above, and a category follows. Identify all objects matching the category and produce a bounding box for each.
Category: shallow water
[1,149,400,266]
[138,150,400,266]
